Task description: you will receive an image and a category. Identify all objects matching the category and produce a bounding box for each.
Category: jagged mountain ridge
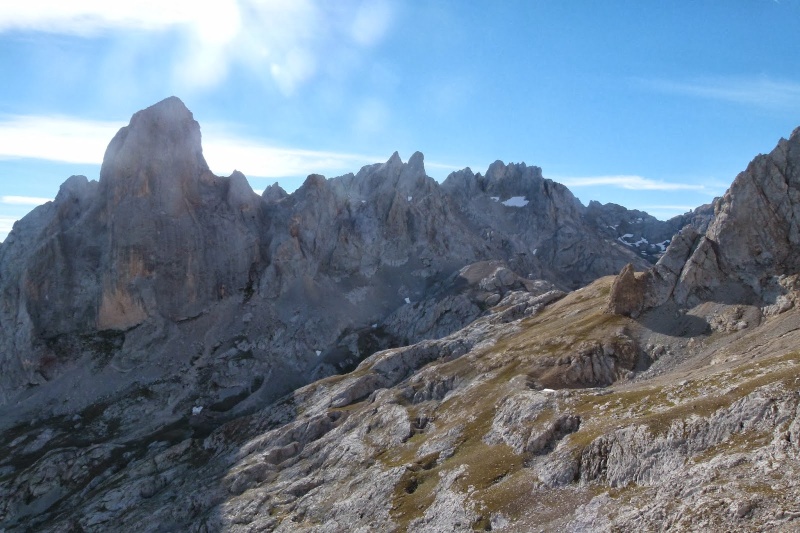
[0,97,698,413]
[6,97,792,532]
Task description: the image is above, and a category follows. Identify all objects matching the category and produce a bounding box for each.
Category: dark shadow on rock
[637,302,711,338]
[315,324,401,377]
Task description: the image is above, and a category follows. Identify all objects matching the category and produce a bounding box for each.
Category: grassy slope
[289,275,800,531]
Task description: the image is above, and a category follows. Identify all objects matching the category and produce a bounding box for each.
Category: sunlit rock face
[634,127,800,311]
[0,98,266,409]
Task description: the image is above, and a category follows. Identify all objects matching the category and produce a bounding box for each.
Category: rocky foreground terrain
[1,97,799,531]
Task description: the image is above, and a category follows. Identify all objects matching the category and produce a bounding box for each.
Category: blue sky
[1,1,799,241]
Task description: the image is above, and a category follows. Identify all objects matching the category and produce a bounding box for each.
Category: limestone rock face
[442,162,652,288]
[606,263,645,317]
[95,97,264,328]
[632,128,800,311]
[0,98,269,410]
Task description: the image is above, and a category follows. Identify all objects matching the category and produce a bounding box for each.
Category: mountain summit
[99,96,211,214]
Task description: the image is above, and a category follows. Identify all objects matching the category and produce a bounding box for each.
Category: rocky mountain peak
[605,127,800,316]
[55,174,95,203]
[262,182,288,203]
[99,96,210,216]
[337,151,431,201]
[485,159,507,178]
[387,150,402,165]
[385,150,427,187]
[405,150,425,174]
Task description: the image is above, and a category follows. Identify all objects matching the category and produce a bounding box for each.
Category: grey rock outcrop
[623,128,800,312]
[606,263,646,317]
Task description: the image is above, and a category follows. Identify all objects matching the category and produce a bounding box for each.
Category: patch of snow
[315,350,321,357]
[490,196,500,201]
[541,388,556,393]
[634,238,649,246]
[361,200,366,203]
[371,323,378,329]
[617,234,635,246]
[532,248,538,255]
[655,240,670,252]
[192,406,203,415]
[407,196,412,201]
[502,196,529,207]
[404,297,411,304]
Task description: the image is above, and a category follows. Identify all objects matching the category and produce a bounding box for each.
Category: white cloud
[0,1,173,34]
[554,175,707,191]
[0,1,396,95]
[173,129,464,181]
[0,1,240,36]
[425,161,463,171]
[2,196,51,206]
[0,215,15,231]
[0,115,120,163]
[201,130,380,178]
[639,76,800,110]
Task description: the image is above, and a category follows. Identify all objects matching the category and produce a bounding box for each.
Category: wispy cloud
[0,115,120,164]
[425,161,463,172]
[639,76,800,110]
[0,1,396,95]
[0,1,194,34]
[201,129,381,179]
[2,196,51,206]
[554,175,707,191]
